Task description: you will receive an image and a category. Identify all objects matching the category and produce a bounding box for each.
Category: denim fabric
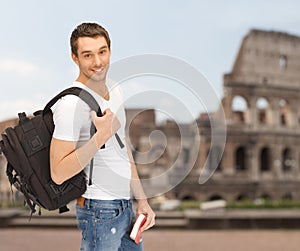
[76,199,144,251]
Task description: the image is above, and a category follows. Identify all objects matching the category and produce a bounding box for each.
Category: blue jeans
[76,199,144,251]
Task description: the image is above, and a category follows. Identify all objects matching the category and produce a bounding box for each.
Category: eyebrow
[81,45,108,55]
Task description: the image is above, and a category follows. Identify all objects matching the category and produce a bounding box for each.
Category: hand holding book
[130,214,147,245]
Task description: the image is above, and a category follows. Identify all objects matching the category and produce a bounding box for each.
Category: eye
[84,53,92,58]
[100,49,107,55]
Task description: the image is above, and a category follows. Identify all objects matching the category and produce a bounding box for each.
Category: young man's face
[72,36,111,84]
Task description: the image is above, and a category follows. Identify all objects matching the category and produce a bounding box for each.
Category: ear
[71,53,79,65]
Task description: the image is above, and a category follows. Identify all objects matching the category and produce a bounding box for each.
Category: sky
[1,0,300,123]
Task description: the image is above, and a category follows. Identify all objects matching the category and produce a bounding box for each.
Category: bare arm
[50,109,120,185]
[126,141,156,231]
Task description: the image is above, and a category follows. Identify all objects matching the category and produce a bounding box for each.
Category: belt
[77,197,131,209]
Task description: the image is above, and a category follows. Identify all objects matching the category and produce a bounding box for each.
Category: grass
[227,199,300,209]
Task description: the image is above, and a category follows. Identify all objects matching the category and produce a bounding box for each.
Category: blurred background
[1,1,300,250]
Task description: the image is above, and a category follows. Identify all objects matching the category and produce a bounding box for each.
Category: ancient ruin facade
[174,29,300,202]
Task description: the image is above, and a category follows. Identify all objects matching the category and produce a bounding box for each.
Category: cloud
[0,59,39,76]
[0,98,45,121]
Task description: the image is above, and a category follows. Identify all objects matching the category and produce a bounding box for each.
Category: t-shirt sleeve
[52,95,87,142]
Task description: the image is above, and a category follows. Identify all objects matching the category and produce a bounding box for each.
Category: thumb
[103,108,111,115]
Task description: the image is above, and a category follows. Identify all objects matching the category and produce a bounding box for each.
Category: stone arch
[235,146,247,171]
[208,194,224,201]
[279,99,292,127]
[279,54,287,70]
[256,97,270,124]
[259,193,272,201]
[236,194,249,201]
[260,147,271,172]
[181,195,197,201]
[282,147,293,172]
[231,95,249,123]
[183,148,191,164]
[282,193,293,200]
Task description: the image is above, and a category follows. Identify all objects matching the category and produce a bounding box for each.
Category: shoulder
[51,92,91,141]
[53,95,89,113]
[52,94,91,128]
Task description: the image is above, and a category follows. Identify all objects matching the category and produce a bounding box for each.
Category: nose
[94,55,102,66]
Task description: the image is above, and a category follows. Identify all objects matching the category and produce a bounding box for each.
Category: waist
[79,197,132,210]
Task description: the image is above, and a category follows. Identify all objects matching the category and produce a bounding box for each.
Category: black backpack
[0,87,124,214]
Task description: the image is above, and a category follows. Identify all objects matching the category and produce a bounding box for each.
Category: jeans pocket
[96,207,122,224]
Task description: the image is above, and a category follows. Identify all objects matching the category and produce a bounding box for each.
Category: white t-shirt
[52,81,131,200]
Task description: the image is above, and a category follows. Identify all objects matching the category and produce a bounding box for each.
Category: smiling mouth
[92,67,105,74]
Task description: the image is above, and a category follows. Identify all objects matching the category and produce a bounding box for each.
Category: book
[130,214,147,244]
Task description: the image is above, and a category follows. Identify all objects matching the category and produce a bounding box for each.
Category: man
[50,22,155,250]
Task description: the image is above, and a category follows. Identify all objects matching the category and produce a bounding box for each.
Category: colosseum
[173,29,300,202]
[0,29,300,204]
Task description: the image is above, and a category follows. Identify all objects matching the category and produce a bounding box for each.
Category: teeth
[95,68,104,73]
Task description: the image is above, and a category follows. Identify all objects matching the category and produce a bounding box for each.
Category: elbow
[52,176,64,186]
[50,168,64,185]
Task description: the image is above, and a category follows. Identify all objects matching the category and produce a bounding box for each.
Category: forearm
[50,132,107,184]
[126,141,156,230]
[126,142,147,201]
[130,163,147,201]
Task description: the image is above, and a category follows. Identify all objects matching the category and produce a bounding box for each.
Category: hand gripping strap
[43,87,124,149]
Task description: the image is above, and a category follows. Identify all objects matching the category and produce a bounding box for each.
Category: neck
[76,76,110,100]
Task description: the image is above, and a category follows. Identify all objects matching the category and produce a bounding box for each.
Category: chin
[90,75,106,82]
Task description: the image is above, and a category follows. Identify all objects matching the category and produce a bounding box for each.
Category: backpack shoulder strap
[43,87,102,117]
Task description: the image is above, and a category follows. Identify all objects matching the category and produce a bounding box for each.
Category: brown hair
[70,22,111,57]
